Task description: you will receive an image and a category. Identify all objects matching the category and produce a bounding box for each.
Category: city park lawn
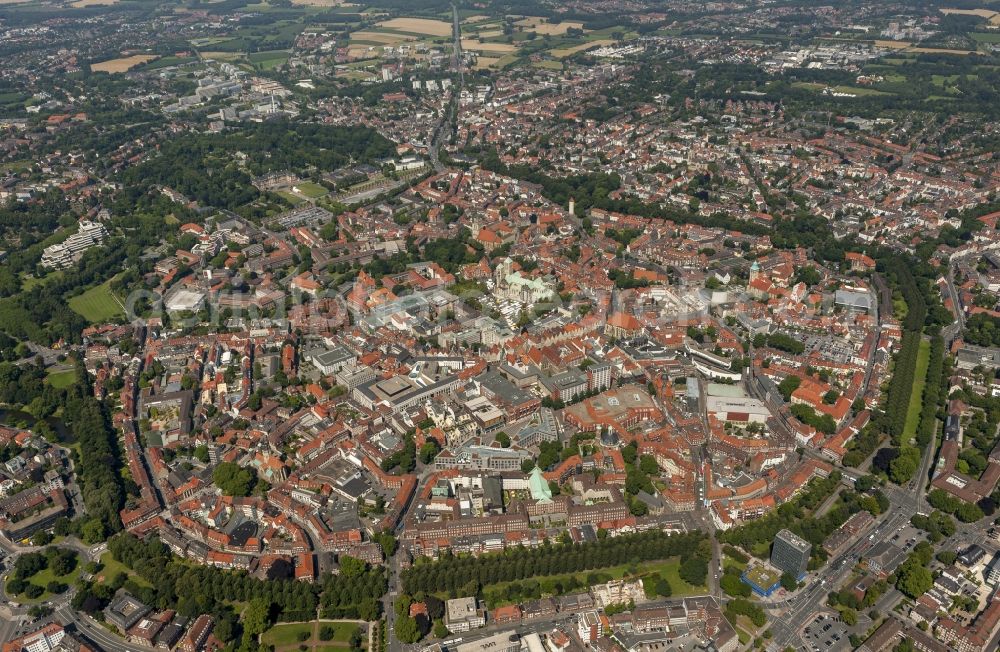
[95,551,152,589]
[6,564,79,603]
[262,623,315,647]
[261,621,361,648]
[902,338,931,441]
[68,279,124,323]
[723,554,748,574]
[277,191,305,206]
[294,181,329,198]
[46,369,77,389]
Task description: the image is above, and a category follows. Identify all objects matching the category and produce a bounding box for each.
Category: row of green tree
[400,530,708,595]
[883,332,922,442]
[85,533,329,623]
[65,360,126,541]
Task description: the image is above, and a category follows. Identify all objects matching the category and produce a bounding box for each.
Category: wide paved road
[765,506,915,651]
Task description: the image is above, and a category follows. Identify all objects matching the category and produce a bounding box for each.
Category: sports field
[68,280,125,323]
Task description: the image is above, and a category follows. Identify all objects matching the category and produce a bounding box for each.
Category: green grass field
[316,623,361,643]
[6,564,79,603]
[22,270,63,291]
[261,622,360,648]
[902,339,931,442]
[295,181,329,198]
[532,59,563,70]
[96,551,153,588]
[69,280,124,323]
[47,369,76,389]
[248,50,291,69]
[0,160,32,173]
[262,623,315,646]
[723,554,748,574]
[141,56,198,70]
[277,190,305,206]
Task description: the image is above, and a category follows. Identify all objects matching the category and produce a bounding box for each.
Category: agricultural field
[377,17,452,37]
[71,0,119,5]
[350,31,416,45]
[474,56,502,69]
[874,40,912,49]
[909,47,975,55]
[532,59,563,70]
[68,279,125,323]
[939,7,998,19]
[460,39,517,53]
[91,54,158,73]
[346,46,379,59]
[514,17,585,35]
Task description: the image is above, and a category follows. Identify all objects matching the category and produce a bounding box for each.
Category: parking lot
[889,524,922,551]
[802,613,850,651]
